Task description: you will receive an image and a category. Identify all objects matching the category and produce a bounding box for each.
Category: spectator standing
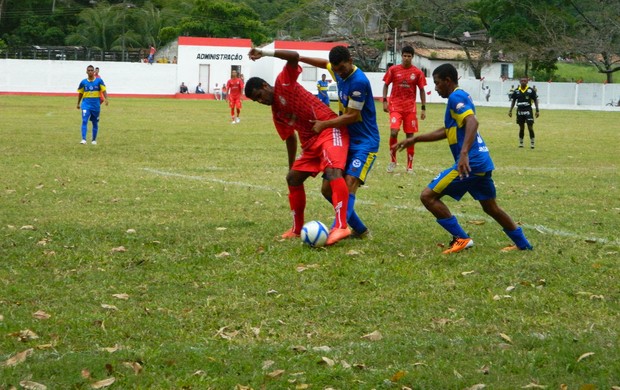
[221,84,227,100]
[226,70,244,123]
[213,83,222,100]
[317,73,331,106]
[76,64,108,145]
[148,45,156,64]
[382,45,427,174]
[393,63,533,253]
[484,86,491,102]
[508,77,540,149]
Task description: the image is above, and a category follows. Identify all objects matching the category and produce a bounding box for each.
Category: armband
[421,105,426,110]
[259,48,275,57]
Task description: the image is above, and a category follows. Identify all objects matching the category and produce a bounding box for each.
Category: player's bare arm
[457,114,479,178]
[285,134,298,169]
[382,84,390,113]
[310,107,359,133]
[419,86,427,120]
[298,56,329,69]
[393,127,446,152]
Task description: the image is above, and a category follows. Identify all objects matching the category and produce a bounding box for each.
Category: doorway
[199,64,210,93]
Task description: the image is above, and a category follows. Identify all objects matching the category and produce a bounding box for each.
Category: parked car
[327,84,339,101]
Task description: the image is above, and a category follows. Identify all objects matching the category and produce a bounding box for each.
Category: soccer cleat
[501,244,533,252]
[281,229,300,239]
[91,140,97,145]
[386,162,396,173]
[235,117,241,123]
[325,227,351,246]
[80,139,87,145]
[519,144,524,148]
[442,237,474,254]
[406,168,414,174]
[231,120,237,124]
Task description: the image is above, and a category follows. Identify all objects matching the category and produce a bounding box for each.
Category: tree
[565,0,620,83]
[176,0,268,45]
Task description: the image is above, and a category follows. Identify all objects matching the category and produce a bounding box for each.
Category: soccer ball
[300,221,329,247]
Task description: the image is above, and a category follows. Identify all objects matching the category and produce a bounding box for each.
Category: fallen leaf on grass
[2,349,33,367]
[461,270,476,276]
[296,264,320,272]
[215,251,230,258]
[346,249,362,255]
[101,304,118,311]
[122,361,143,375]
[318,357,335,366]
[296,384,309,389]
[467,220,486,225]
[291,345,307,353]
[361,330,382,341]
[81,369,91,379]
[10,329,39,341]
[35,343,54,350]
[577,352,595,362]
[521,383,547,388]
[111,246,126,253]
[100,345,121,353]
[465,385,486,390]
[112,293,129,300]
[267,369,285,378]
[91,377,115,389]
[19,380,47,390]
[262,360,275,370]
[216,227,227,231]
[21,225,36,230]
[390,370,406,382]
[312,345,331,352]
[32,310,51,320]
[477,365,490,375]
[499,333,513,343]
[126,229,136,234]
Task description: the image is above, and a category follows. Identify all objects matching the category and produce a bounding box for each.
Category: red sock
[288,185,305,233]
[389,136,398,162]
[329,177,349,229]
[407,146,415,170]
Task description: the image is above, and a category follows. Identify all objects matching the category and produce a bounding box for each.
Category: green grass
[516,61,612,83]
[1,96,619,389]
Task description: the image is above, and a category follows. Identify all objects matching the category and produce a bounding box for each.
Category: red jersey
[226,78,244,100]
[383,64,426,113]
[272,63,339,149]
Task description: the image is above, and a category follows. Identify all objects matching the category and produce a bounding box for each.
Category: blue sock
[437,216,469,238]
[347,193,367,234]
[504,227,532,249]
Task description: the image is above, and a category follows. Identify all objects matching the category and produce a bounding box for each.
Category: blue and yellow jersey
[78,77,106,110]
[327,63,380,153]
[444,88,494,173]
[317,79,329,95]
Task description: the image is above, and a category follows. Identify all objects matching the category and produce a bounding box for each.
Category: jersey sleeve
[449,92,475,128]
[382,67,393,84]
[346,74,368,111]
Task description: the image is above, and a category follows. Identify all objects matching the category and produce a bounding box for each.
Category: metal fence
[2,46,147,63]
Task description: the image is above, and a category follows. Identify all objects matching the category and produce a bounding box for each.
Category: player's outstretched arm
[298,55,329,69]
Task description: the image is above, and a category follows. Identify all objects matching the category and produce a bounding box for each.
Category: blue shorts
[345,149,377,184]
[428,169,496,201]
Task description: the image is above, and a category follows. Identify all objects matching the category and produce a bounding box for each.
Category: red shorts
[390,111,418,134]
[229,97,242,110]
[292,127,349,175]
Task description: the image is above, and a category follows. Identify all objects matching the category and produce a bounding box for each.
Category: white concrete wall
[0,59,178,95]
[1,58,619,111]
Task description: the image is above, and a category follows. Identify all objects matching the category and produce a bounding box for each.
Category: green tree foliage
[177,0,268,44]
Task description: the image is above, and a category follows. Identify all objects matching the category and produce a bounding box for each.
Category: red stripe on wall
[178,37,253,47]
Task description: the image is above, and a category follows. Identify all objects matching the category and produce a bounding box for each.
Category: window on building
[302,66,317,81]
[501,64,509,79]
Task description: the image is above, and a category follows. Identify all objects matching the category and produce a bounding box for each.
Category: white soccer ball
[300,221,329,247]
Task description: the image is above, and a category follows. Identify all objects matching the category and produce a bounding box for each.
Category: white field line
[143,168,618,245]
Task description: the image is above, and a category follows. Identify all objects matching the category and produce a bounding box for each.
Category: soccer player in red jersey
[382,46,427,173]
[226,70,244,124]
[245,48,351,246]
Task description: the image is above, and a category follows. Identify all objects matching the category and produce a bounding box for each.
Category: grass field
[1,95,618,389]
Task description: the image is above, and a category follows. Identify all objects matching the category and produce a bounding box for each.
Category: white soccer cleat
[91,140,97,145]
[386,162,396,173]
[235,117,241,123]
[80,139,87,145]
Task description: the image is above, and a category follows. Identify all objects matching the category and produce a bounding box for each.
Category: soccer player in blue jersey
[317,74,331,106]
[76,65,108,145]
[299,46,381,241]
[393,63,532,253]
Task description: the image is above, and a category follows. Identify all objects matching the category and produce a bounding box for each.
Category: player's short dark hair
[329,46,351,66]
[402,46,415,55]
[245,77,266,98]
[433,63,458,84]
